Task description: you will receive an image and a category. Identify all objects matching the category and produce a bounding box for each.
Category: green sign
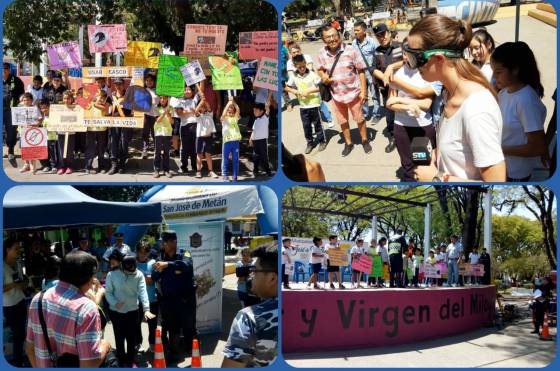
[370,255,383,277]
[209,52,243,90]
[156,55,188,97]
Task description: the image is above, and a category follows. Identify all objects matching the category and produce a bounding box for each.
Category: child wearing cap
[250,91,273,178]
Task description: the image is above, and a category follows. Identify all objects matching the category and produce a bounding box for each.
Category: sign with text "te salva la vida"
[253,57,278,90]
[48,104,144,130]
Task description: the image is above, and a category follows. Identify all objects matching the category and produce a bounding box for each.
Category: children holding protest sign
[195,98,219,179]
[153,95,174,178]
[221,96,242,181]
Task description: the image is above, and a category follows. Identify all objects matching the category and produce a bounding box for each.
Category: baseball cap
[161,230,177,241]
[373,23,388,35]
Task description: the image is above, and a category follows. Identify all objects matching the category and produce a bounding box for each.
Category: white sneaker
[209,171,219,178]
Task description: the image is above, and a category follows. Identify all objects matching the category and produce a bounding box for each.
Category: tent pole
[515,0,520,42]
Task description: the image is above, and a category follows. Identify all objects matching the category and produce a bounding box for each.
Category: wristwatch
[432,173,450,182]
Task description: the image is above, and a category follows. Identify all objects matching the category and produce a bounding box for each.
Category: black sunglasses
[402,42,463,69]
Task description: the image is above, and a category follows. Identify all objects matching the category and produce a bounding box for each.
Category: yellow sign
[124,41,162,68]
[48,105,86,132]
[82,114,145,128]
[82,67,132,78]
[327,248,348,267]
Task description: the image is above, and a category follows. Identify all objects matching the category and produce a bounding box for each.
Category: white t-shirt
[350,245,364,256]
[436,252,447,263]
[393,65,433,127]
[310,245,324,264]
[252,114,269,140]
[499,85,546,179]
[480,63,493,82]
[447,243,462,259]
[287,54,314,73]
[436,89,504,180]
[175,96,200,126]
[377,245,389,262]
[196,112,216,137]
[27,85,44,105]
[3,261,25,307]
[146,87,160,117]
[469,252,480,264]
[282,246,294,265]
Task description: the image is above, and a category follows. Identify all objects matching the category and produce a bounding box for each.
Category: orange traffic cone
[191,338,202,368]
[540,311,553,341]
[153,327,167,368]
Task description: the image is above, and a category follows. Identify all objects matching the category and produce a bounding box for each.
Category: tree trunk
[332,0,353,16]
[435,186,452,236]
[461,187,481,257]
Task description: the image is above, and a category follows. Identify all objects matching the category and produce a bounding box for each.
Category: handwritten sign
[253,57,278,90]
[327,249,348,267]
[423,263,441,278]
[460,263,485,277]
[48,105,86,132]
[156,55,188,97]
[181,54,211,76]
[82,115,144,128]
[20,127,48,160]
[184,24,227,55]
[209,54,243,90]
[181,60,206,86]
[82,66,132,78]
[238,31,278,60]
[351,255,372,273]
[11,107,40,126]
[47,42,82,69]
[88,24,127,53]
[75,83,99,109]
[124,41,162,68]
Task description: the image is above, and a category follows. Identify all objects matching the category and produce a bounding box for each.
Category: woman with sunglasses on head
[409,15,506,182]
[491,42,548,182]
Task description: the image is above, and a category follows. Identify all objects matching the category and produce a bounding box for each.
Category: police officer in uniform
[102,232,131,262]
[152,231,197,365]
[388,228,407,288]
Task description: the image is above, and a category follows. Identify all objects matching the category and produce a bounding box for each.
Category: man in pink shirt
[25,251,111,368]
[317,26,370,157]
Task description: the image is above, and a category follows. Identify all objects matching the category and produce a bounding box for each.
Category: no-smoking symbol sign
[24,127,45,146]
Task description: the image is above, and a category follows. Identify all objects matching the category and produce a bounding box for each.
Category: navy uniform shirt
[374,40,403,73]
[152,251,196,300]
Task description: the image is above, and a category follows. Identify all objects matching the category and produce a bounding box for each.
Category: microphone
[411,137,432,166]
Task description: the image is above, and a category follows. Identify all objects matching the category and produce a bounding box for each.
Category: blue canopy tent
[3,186,163,230]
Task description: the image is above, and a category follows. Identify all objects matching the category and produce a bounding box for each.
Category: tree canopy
[3,0,277,64]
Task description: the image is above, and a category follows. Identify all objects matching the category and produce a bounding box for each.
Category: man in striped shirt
[317,26,371,157]
[25,251,111,368]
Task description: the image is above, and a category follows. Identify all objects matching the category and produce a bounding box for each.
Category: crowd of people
[3,62,277,181]
[281,233,492,290]
[3,230,279,368]
[282,13,556,182]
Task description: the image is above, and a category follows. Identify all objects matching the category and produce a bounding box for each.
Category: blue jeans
[222,140,240,178]
[448,259,459,285]
[319,101,332,123]
[363,80,381,120]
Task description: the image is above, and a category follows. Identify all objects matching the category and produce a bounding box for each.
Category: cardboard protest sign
[436,262,447,275]
[351,255,372,273]
[184,24,227,55]
[470,264,485,277]
[181,60,206,86]
[423,263,441,278]
[82,113,144,129]
[88,24,127,53]
[181,54,211,75]
[76,83,99,110]
[238,31,278,60]
[20,127,48,160]
[82,66,132,78]
[370,255,383,277]
[253,57,278,90]
[327,249,348,267]
[209,53,243,90]
[124,41,162,68]
[48,105,86,132]
[47,42,82,69]
[11,107,40,126]
[156,55,188,97]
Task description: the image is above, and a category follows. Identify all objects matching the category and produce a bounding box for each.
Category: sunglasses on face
[402,42,463,69]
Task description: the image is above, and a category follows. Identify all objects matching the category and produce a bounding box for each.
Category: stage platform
[282,284,496,353]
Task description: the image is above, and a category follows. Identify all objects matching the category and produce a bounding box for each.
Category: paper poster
[47,41,82,69]
[209,53,243,90]
[423,264,441,278]
[327,248,348,267]
[253,57,278,90]
[238,31,278,60]
[47,104,86,132]
[123,41,162,68]
[124,85,153,112]
[156,55,188,97]
[11,107,40,126]
[20,127,48,160]
[351,255,372,273]
[370,255,383,277]
[181,54,211,76]
[470,264,485,277]
[181,60,206,86]
[88,24,127,53]
[184,24,227,55]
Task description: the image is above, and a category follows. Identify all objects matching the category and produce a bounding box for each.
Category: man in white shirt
[447,235,462,286]
[350,239,366,288]
[282,238,295,289]
[325,235,346,289]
